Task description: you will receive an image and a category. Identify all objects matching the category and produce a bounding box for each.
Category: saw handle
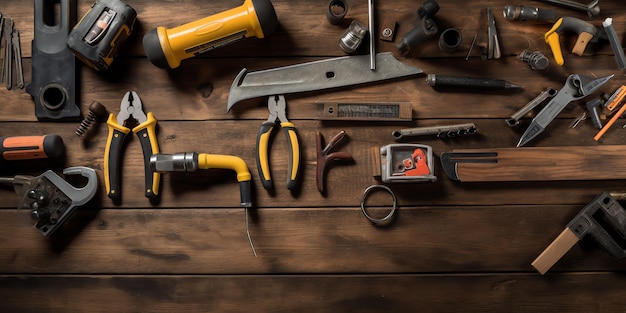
[545,17,597,66]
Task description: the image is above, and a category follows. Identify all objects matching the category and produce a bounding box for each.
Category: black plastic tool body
[27,0,80,120]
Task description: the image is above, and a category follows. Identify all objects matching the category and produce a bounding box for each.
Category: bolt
[75,101,108,137]
[519,50,549,70]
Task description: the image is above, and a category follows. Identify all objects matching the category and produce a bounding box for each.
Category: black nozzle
[417,0,439,18]
[143,28,169,69]
[252,0,278,37]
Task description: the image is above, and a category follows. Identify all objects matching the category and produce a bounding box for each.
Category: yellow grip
[282,122,300,182]
[545,18,564,66]
[132,112,161,198]
[197,153,252,182]
[104,114,130,198]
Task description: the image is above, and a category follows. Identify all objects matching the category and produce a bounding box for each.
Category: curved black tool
[26,0,80,120]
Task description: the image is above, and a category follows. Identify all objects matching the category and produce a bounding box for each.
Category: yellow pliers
[104,91,160,200]
[257,95,301,190]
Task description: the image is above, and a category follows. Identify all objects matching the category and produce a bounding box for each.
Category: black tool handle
[427,74,513,90]
[105,128,128,200]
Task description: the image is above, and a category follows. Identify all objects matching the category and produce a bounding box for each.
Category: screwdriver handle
[280,122,301,191]
[0,135,65,161]
[256,122,275,190]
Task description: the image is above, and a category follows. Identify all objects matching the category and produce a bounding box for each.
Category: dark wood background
[2,0,626,312]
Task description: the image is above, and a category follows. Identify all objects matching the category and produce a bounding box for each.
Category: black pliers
[256,95,301,190]
[104,91,160,200]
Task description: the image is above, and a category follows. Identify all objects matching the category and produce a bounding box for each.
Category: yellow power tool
[142,0,278,69]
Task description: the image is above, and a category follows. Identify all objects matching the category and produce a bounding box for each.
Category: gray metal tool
[503,5,558,22]
[486,8,501,60]
[392,123,477,140]
[227,52,423,111]
[506,87,557,127]
[602,18,626,70]
[0,167,98,237]
[517,73,612,147]
[532,192,626,275]
[533,0,600,17]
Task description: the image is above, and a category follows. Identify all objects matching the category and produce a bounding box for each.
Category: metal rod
[368,0,375,70]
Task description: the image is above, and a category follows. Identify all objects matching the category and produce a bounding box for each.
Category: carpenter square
[441,145,626,182]
[532,192,626,275]
[227,52,423,111]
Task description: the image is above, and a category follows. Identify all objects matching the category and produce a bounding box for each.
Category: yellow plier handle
[132,112,161,199]
[104,113,131,200]
[256,121,301,190]
[545,17,597,66]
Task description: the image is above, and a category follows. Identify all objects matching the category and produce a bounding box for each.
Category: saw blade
[227,52,423,111]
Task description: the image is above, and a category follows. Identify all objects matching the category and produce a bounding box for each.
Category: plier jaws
[257,95,301,190]
[116,91,148,126]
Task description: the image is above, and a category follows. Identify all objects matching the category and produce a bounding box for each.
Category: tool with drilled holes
[392,123,477,140]
[517,74,612,147]
[104,91,160,200]
[257,95,301,191]
[0,167,98,236]
[0,135,65,162]
[318,102,412,121]
[67,0,136,71]
[142,0,277,69]
[532,192,626,275]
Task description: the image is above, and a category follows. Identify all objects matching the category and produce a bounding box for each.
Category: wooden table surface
[2,0,626,312]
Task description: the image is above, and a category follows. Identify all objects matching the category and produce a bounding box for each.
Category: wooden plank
[0,206,624,274]
[1,273,626,313]
[443,145,626,182]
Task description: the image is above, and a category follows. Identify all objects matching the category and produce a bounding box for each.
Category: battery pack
[67,0,136,71]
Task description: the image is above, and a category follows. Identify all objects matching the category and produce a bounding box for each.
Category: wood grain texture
[2,0,626,311]
[447,145,626,181]
[1,273,626,313]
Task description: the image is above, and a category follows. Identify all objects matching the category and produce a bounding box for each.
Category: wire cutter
[257,95,301,190]
[104,91,160,200]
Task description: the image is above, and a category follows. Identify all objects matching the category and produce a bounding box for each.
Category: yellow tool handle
[545,18,565,66]
[280,121,301,191]
[197,153,253,208]
[545,17,597,66]
[197,153,252,182]
[132,112,161,199]
[104,113,131,200]
[256,122,274,190]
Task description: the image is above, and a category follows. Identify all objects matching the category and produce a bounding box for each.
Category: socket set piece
[519,50,550,70]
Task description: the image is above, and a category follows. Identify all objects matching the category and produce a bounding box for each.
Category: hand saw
[227,52,423,111]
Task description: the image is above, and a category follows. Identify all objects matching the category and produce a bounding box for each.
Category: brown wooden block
[532,227,581,275]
